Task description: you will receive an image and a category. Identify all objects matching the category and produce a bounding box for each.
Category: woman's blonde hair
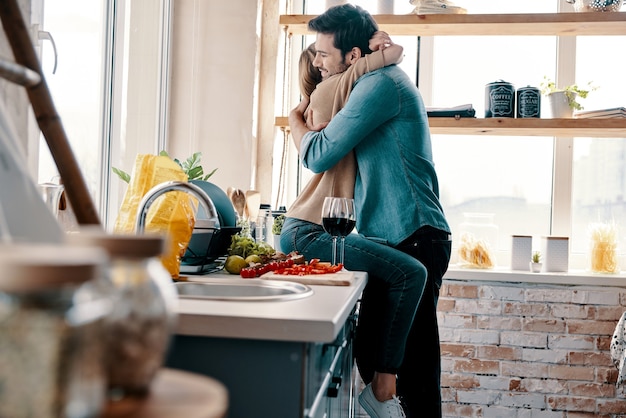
[299,43,322,98]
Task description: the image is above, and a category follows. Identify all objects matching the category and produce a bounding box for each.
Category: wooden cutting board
[261,271,354,286]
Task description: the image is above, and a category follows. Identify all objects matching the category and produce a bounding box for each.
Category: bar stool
[102,368,228,418]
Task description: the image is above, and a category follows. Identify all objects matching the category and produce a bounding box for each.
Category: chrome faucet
[135,181,220,233]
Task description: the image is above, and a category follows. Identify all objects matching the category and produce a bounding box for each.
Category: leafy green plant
[272,214,285,235]
[540,77,598,111]
[532,251,541,264]
[228,234,275,258]
[112,151,217,183]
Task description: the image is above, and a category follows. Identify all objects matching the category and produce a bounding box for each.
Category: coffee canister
[516,86,541,118]
[485,80,515,118]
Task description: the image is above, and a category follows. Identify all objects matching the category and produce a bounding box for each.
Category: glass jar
[256,203,272,243]
[0,244,110,418]
[589,222,620,273]
[68,230,177,398]
[457,213,499,268]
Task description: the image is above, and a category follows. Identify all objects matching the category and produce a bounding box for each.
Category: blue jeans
[280,218,427,376]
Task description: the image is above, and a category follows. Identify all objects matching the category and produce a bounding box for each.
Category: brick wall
[438,278,626,418]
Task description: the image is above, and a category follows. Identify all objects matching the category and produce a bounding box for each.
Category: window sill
[444,266,626,287]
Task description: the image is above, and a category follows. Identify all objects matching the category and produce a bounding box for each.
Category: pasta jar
[0,244,110,418]
[67,229,177,398]
[589,222,620,273]
[457,213,499,268]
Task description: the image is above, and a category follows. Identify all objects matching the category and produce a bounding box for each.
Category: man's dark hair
[308,4,378,57]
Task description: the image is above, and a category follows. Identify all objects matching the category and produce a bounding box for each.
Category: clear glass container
[457,212,499,268]
[68,230,177,398]
[589,222,620,274]
[0,244,110,418]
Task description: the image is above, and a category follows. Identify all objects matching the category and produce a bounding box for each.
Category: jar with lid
[457,213,499,268]
[485,80,515,118]
[67,229,177,398]
[516,86,541,118]
[0,243,110,418]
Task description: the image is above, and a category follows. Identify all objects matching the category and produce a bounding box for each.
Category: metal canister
[516,86,541,118]
[485,80,515,118]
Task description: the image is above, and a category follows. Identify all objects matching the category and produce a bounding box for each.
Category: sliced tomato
[272,260,343,276]
[240,267,257,278]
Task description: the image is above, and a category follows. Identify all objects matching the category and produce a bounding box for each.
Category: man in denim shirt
[284,4,451,418]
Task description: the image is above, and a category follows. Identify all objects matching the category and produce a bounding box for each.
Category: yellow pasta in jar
[458,232,494,269]
[590,222,619,273]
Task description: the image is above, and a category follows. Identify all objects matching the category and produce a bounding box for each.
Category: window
[37,0,108,230]
[280,0,626,272]
[571,35,626,265]
[426,0,558,267]
[34,0,171,229]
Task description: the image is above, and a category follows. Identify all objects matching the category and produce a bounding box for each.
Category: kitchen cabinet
[165,273,367,418]
[167,310,356,418]
[274,12,626,138]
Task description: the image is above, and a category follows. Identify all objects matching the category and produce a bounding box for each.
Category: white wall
[168,0,259,194]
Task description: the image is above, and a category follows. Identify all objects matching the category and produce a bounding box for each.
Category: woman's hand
[369,31,404,65]
[290,97,327,132]
[290,96,310,124]
[305,107,329,132]
[369,31,393,51]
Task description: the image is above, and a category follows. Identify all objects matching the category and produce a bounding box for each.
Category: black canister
[485,80,515,118]
[516,86,541,118]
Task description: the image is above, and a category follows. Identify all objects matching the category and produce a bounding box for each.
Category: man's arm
[299,70,401,174]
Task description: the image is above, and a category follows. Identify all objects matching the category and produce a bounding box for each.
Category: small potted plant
[530,251,542,273]
[540,77,597,118]
[272,214,285,253]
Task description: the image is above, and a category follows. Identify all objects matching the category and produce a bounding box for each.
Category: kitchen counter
[174,271,367,343]
[168,271,367,418]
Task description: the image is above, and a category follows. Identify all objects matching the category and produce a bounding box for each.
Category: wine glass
[321,197,356,267]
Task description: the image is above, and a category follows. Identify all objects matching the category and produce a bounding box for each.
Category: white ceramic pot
[530,261,543,273]
[546,91,574,118]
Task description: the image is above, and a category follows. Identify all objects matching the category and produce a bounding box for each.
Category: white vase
[529,261,543,273]
[546,91,574,118]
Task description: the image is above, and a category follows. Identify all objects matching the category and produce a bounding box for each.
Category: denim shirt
[300,65,450,246]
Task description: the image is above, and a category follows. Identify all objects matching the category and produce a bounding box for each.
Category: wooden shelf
[277,12,626,139]
[280,12,626,36]
[275,116,626,137]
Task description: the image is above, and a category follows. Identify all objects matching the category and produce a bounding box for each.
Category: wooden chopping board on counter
[261,271,354,286]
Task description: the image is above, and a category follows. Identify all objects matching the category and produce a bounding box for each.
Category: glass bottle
[256,203,272,243]
[0,244,110,418]
[68,229,177,398]
[38,182,64,219]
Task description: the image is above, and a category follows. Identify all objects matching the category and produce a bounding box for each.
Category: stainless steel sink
[175,278,313,301]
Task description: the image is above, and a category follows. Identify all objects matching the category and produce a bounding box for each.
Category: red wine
[322,217,356,237]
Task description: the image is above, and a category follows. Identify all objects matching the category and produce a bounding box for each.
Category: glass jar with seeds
[0,244,110,418]
[68,229,177,398]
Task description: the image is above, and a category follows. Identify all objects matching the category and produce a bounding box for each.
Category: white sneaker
[358,383,406,418]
